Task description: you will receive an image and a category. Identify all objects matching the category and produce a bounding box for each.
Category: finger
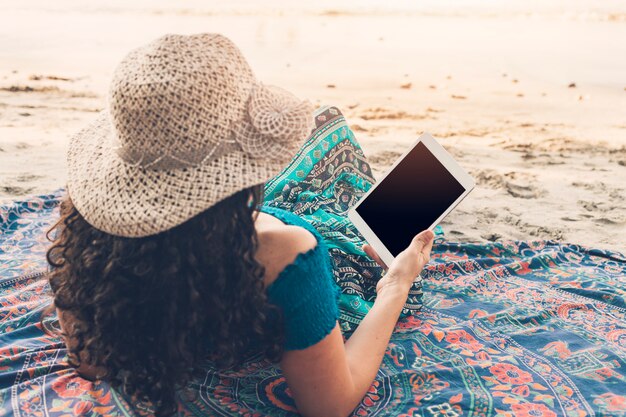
[409,230,434,254]
[416,233,435,270]
[422,231,435,256]
[363,244,387,269]
[363,244,388,269]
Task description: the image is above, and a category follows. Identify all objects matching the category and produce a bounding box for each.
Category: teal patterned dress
[262,105,429,334]
[0,106,624,416]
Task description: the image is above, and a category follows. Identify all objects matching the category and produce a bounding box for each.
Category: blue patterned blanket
[1,107,625,416]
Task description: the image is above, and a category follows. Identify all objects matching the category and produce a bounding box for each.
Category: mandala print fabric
[0,106,624,416]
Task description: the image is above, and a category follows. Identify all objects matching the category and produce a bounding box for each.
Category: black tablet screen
[356,141,466,256]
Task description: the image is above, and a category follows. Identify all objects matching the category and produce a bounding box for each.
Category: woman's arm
[281,286,408,417]
[280,230,434,417]
[343,282,411,402]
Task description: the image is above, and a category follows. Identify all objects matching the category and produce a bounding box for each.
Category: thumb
[408,230,434,254]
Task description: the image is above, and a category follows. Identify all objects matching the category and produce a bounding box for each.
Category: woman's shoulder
[256,224,339,351]
[256,222,320,289]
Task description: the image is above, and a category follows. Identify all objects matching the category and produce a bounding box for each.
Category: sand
[0,0,625,253]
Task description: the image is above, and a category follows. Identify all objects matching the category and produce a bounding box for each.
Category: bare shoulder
[256,224,318,287]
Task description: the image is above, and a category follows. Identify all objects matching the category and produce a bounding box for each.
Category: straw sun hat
[67,33,314,238]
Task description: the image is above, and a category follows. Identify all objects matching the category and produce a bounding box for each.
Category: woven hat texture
[67,33,313,237]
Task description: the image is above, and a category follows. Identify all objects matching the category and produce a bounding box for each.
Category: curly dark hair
[45,184,284,416]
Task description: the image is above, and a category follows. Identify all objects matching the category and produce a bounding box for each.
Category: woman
[47,33,434,417]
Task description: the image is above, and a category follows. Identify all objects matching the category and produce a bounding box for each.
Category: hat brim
[67,111,303,238]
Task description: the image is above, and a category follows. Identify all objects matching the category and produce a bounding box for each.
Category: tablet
[348,133,475,266]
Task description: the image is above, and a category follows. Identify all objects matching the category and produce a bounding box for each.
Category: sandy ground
[0,0,625,253]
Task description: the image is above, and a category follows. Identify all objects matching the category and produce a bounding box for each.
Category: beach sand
[1,0,625,252]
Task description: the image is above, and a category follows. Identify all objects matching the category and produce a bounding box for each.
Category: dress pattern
[263,105,428,329]
[0,106,624,416]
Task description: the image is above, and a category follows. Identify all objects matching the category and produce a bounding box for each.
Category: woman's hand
[363,230,434,296]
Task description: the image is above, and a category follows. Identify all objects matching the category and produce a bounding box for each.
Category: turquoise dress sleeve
[261,206,340,351]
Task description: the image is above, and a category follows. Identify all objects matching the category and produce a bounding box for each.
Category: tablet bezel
[348,132,475,266]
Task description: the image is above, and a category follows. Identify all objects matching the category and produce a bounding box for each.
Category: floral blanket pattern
[0,106,625,416]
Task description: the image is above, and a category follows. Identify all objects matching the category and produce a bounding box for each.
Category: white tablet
[348,133,475,266]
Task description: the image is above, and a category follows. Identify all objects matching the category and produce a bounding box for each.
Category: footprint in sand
[28,74,75,82]
[350,124,368,132]
[472,169,507,188]
[368,150,402,167]
[357,107,426,121]
[438,128,496,138]
[578,200,599,211]
[522,153,566,166]
[16,174,43,182]
[594,217,626,225]
[528,226,564,241]
[473,169,544,199]
[498,137,610,156]
[571,181,610,193]
[0,85,61,93]
[505,182,543,199]
[1,185,34,196]
[504,172,545,198]
[577,200,626,225]
[481,232,502,242]
[0,84,98,99]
